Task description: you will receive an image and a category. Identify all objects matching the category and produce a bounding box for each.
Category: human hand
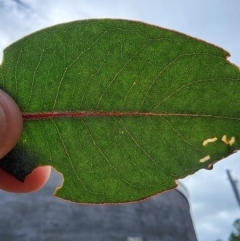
[0,89,51,192]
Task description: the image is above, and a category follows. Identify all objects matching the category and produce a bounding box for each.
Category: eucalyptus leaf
[0,19,239,203]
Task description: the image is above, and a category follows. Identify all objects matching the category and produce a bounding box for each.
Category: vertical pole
[226,170,240,208]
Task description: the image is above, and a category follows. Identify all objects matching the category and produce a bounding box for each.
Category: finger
[0,89,23,158]
[0,89,51,192]
[0,166,51,193]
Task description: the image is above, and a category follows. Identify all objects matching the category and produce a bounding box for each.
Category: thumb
[0,90,51,193]
[0,90,23,158]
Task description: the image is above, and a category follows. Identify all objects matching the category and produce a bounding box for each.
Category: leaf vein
[96,43,147,108]
[119,118,173,176]
[52,31,108,110]
[51,119,100,195]
[163,117,205,155]
[82,119,137,187]
[24,38,47,111]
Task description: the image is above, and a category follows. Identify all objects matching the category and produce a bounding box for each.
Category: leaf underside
[0,19,239,203]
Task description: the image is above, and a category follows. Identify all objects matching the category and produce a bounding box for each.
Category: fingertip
[0,89,23,158]
[0,90,50,193]
[0,166,51,193]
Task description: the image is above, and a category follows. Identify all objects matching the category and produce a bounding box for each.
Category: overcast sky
[0,1,240,240]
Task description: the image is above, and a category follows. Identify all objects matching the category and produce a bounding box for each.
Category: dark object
[0,170,197,241]
[0,148,37,182]
[227,169,240,208]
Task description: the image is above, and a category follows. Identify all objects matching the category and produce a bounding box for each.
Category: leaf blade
[0,19,239,203]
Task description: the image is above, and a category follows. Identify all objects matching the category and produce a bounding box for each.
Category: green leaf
[0,19,239,203]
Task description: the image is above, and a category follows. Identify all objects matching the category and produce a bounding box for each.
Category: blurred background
[0,1,240,240]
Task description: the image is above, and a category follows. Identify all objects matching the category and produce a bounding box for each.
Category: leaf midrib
[21,111,240,121]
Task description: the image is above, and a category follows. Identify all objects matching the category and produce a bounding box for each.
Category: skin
[0,89,51,192]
